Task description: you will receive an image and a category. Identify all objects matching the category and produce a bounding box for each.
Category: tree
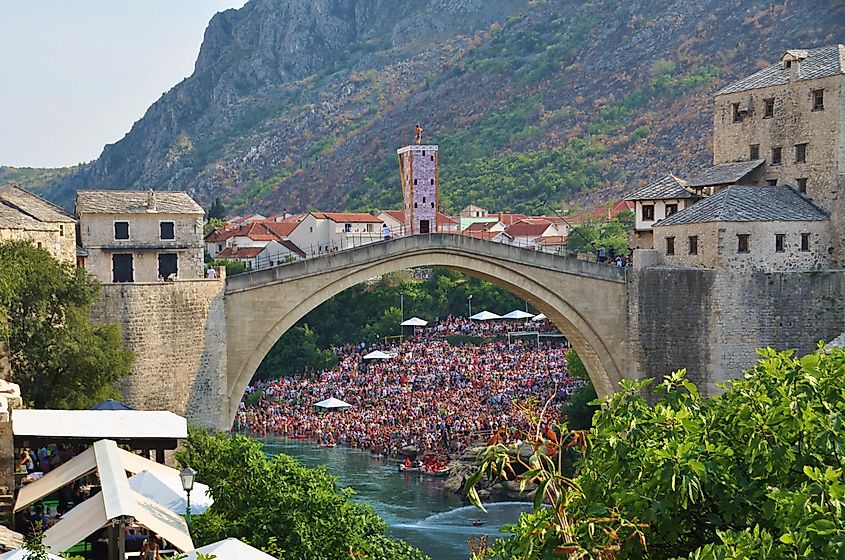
[203,217,225,236]
[208,197,227,220]
[254,324,336,380]
[467,346,845,559]
[0,241,134,408]
[177,429,430,560]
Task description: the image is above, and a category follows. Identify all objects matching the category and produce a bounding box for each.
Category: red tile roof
[261,221,298,238]
[536,235,568,245]
[217,246,264,259]
[382,210,405,222]
[494,212,528,226]
[561,200,635,223]
[465,221,496,232]
[437,212,458,225]
[312,212,383,223]
[505,219,554,237]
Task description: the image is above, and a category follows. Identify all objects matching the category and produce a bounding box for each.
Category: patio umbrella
[470,311,502,321]
[501,310,535,320]
[314,398,352,410]
[180,538,276,560]
[400,317,428,327]
[362,350,392,360]
[531,313,547,321]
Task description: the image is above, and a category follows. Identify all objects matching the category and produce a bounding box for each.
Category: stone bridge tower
[397,144,439,234]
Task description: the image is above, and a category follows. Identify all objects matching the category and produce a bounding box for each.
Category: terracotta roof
[505,219,554,237]
[76,190,203,215]
[656,185,828,226]
[564,200,635,223]
[685,160,765,188]
[536,235,568,245]
[0,185,75,223]
[204,226,238,243]
[494,212,528,225]
[716,45,845,96]
[462,230,511,241]
[465,221,496,232]
[217,246,264,259]
[262,221,298,237]
[312,212,382,223]
[625,175,693,200]
[381,210,405,222]
[437,212,458,225]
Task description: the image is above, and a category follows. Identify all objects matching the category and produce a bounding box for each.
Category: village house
[76,190,204,283]
[0,184,76,263]
[377,210,459,235]
[626,175,697,249]
[504,218,564,248]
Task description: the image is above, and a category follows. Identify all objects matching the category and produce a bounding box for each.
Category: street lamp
[468,294,473,318]
[180,466,197,532]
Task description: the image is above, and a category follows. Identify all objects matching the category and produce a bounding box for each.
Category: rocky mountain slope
[46,0,845,215]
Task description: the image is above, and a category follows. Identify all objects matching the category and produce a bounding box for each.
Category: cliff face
[49,0,845,214]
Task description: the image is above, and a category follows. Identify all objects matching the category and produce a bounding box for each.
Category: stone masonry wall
[89,279,227,430]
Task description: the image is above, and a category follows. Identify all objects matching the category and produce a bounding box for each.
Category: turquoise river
[263,439,532,559]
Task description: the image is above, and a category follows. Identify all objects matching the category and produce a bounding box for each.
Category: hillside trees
[0,241,133,408]
[467,347,845,559]
[177,429,430,560]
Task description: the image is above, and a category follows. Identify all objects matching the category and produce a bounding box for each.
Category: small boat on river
[398,463,450,477]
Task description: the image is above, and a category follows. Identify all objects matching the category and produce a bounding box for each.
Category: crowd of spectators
[431,315,560,336]
[235,319,581,459]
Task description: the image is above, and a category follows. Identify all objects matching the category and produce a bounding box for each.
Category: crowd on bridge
[234,320,581,458]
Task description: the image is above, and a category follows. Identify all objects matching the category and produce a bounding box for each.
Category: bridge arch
[223,235,627,428]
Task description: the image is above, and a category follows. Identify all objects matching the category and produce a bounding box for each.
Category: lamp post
[468,294,473,318]
[180,466,197,532]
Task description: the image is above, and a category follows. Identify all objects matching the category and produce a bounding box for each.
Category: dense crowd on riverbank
[235,320,580,458]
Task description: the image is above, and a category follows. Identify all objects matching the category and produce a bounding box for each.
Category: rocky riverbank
[444,445,537,502]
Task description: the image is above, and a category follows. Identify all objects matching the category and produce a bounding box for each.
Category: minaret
[397,144,439,234]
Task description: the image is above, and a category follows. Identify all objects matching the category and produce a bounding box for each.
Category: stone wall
[629,267,845,396]
[89,279,228,430]
[0,226,76,264]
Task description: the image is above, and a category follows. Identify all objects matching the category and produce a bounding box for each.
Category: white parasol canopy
[314,398,352,410]
[0,549,64,560]
[531,313,547,321]
[180,538,276,560]
[470,311,502,321]
[501,310,535,320]
[400,317,428,327]
[362,350,392,360]
[128,469,213,515]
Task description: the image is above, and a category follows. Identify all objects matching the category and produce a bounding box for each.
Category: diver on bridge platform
[414,124,423,145]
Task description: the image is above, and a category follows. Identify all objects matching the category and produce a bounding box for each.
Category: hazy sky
[0,0,248,168]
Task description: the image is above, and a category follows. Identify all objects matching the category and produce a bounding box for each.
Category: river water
[263,439,532,559]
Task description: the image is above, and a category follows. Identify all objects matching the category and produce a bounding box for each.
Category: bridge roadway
[223,234,628,426]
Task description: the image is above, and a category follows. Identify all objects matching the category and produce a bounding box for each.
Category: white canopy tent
[531,313,547,321]
[128,470,213,515]
[314,398,352,410]
[501,310,535,320]
[0,549,64,560]
[400,317,428,327]
[12,409,187,440]
[180,538,277,560]
[362,350,392,360]
[470,311,502,321]
[15,440,193,554]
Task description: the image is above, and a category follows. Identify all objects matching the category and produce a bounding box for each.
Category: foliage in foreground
[177,429,429,560]
[0,241,133,408]
[467,346,845,559]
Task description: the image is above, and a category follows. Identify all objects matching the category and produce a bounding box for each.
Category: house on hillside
[377,210,459,234]
[217,239,305,270]
[76,190,204,283]
[626,175,698,249]
[504,219,563,248]
[0,184,77,263]
[287,212,383,256]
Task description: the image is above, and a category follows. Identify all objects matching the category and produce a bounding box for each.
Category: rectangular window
[666,236,675,255]
[812,89,824,111]
[766,179,778,186]
[771,147,782,165]
[665,203,678,217]
[796,178,808,193]
[688,235,698,255]
[801,233,810,252]
[763,98,774,118]
[737,234,750,254]
[59,225,65,237]
[160,221,175,240]
[158,253,178,279]
[641,204,655,221]
[114,221,129,240]
[112,254,134,283]
[732,103,742,123]
[775,234,785,253]
[749,144,760,160]
[795,143,807,164]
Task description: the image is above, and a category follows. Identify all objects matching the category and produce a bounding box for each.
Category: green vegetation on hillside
[468,347,845,558]
[0,166,76,195]
[178,428,430,560]
[0,241,133,408]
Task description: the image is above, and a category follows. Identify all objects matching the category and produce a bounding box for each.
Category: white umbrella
[0,550,64,560]
[180,538,276,560]
[400,317,428,327]
[314,398,352,410]
[362,350,392,360]
[501,310,535,320]
[128,469,213,515]
[470,311,502,321]
[531,313,547,321]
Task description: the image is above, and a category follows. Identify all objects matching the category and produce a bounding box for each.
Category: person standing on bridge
[382,223,391,241]
[414,124,423,145]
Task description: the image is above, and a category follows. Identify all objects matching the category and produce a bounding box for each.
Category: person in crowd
[141,534,161,560]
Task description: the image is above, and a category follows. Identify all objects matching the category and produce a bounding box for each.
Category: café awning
[362,350,392,360]
[501,310,534,319]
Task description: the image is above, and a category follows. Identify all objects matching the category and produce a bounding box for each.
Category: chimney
[147,189,157,212]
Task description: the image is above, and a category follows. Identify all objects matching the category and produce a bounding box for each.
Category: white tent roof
[531,313,547,321]
[181,538,276,560]
[12,409,187,440]
[314,398,352,409]
[0,549,64,560]
[15,440,193,554]
[128,469,213,515]
[362,350,392,360]
[501,310,535,319]
[400,317,428,327]
[470,311,502,321]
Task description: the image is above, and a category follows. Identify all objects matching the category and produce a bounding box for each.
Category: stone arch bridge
[223,234,628,427]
